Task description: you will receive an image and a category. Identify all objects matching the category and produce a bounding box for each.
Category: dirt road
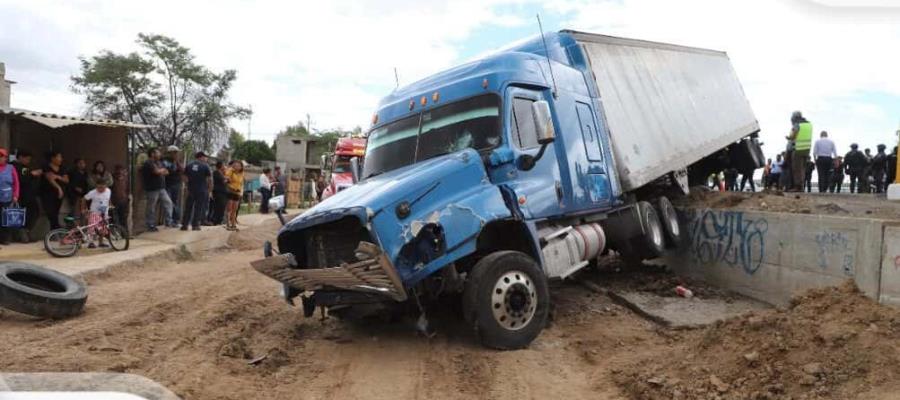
[2,221,900,399]
[0,233,670,400]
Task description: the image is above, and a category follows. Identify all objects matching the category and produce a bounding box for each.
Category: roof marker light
[432,91,440,103]
[482,78,489,89]
[420,96,427,106]
[372,113,378,125]
[409,100,415,110]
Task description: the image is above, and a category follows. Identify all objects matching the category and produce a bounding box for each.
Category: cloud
[2,0,898,156]
[0,0,536,143]
[549,0,900,157]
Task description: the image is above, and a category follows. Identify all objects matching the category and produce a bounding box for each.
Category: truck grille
[302,217,372,268]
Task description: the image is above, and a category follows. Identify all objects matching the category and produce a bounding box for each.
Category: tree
[233,140,275,165]
[227,129,245,150]
[71,33,250,151]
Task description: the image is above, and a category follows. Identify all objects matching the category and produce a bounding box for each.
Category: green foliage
[71,33,250,151]
[227,129,245,150]
[233,140,275,165]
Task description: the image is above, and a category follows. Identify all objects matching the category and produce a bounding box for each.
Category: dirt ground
[677,189,900,220]
[2,221,900,400]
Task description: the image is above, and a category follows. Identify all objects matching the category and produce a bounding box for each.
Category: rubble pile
[616,281,900,399]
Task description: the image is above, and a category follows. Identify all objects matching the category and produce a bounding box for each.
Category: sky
[1,0,899,160]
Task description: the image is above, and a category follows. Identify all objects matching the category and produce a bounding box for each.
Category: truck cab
[321,136,366,200]
[253,30,761,349]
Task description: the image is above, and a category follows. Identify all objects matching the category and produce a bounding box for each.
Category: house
[0,62,152,235]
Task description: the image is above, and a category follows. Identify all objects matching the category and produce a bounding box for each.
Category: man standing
[812,131,837,193]
[830,157,845,193]
[804,157,815,193]
[181,152,212,231]
[872,144,888,193]
[68,158,89,221]
[770,154,783,190]
[12,151,41,242]
[162,145,183,227]
[845,144,866,193]
[273,166,287,196]
[787,111,812,192]
[141,148,172,232]
[210,161,228,225]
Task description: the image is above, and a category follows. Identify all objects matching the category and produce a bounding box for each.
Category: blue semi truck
[252,30,763,349]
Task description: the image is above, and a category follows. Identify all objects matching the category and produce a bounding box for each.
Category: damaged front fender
[385,181,512,286]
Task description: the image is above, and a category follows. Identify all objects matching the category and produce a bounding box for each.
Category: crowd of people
[141,145,289,233]
[759,111,898,194]
[0,147,129,247]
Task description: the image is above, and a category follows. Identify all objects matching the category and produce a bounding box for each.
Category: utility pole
[247,104,253,141]
[306,113,311,134]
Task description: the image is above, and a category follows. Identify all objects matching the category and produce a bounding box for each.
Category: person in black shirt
[209,161,228,225]
[180,152,212,231]
[872,144,888,193]
[162,146,183,227]
[39,151,69,230]
[141,148,172,232]
[68,158,88,221]
[11,151,42,242]
[845,144,866,193]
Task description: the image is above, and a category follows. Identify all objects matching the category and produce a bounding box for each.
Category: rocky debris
[615,281,900,400]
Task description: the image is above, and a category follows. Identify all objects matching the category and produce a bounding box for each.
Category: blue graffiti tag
[686,209,768,275]
[814,230,855,276]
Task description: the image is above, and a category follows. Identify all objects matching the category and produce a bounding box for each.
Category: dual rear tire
[621,197,683,264]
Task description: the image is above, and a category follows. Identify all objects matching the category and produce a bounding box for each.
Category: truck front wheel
[463,251,549,350]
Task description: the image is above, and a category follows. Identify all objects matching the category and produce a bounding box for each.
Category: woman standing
[258,167,273,214]
[0,148,21,245]
[224,160,244,231]
[39,151,68,230]
[111,164,129,232]
[88,160,113,190]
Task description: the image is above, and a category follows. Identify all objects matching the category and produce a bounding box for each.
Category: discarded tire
[0,262,87,319]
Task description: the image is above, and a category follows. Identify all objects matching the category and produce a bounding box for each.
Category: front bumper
[250,242,408,302]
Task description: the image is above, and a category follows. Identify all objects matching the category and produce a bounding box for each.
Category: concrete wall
[275,136,324,174]
[666,207,900,307]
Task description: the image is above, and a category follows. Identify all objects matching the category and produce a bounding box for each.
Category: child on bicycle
[82,178,112,249]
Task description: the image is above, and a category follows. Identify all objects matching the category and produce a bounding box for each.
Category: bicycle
[43,211,129,258]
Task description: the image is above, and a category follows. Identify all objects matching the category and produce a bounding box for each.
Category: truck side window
[511,98,539,149]
[576,102,603,161]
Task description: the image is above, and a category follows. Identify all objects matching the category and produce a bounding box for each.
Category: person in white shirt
[258,168,275,214]
[812,131,837,193]
[83,180,112,248]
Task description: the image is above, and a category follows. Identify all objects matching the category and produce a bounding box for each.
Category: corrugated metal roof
[0,107,154,129]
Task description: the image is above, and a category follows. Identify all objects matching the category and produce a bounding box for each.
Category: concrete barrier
[666,207,900,307]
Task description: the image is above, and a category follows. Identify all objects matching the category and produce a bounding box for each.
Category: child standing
[83,180,111,248]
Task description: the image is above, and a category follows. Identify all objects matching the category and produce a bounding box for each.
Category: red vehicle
[321,136,366,200]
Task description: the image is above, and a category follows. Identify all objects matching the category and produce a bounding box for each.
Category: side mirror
[350,157,360,184]
[532,100,555,145]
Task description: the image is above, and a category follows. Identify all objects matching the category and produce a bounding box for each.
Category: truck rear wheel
[655,196,683,248]
[620,201,666,265]
[463,251,549,350]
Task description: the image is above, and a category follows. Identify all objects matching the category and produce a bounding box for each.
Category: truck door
[502,87,565,218]
[574,101,612,206]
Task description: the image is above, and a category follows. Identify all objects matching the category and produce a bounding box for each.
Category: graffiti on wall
[686,209,768,275]
[814,230,855,276]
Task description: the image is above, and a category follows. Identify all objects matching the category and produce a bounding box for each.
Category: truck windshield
[363,94,501,178]
[333,156,352,173]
